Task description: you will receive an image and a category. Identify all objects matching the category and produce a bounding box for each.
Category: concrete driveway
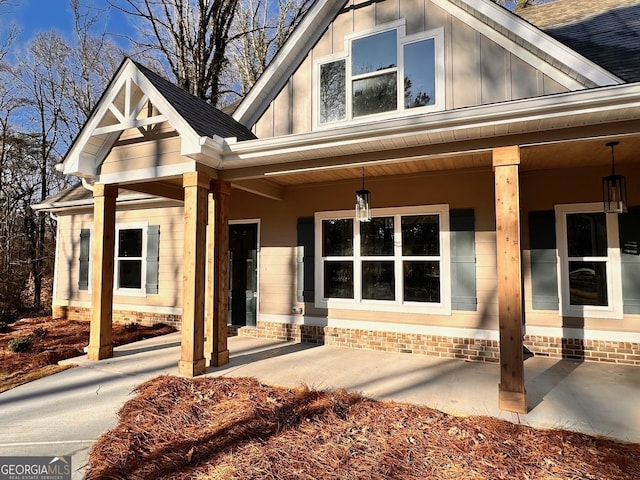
[1,333,638,479]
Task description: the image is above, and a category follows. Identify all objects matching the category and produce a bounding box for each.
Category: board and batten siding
[252,0,569,138]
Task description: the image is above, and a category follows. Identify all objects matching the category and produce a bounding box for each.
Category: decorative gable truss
[63,59,224,179]
[93,78,166,138]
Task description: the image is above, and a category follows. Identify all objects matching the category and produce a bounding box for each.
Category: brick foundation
[524,335,640,366]
[237,321,325,345]
[53,305,182,330]
[239,321,640,366]
[50,307,640,366]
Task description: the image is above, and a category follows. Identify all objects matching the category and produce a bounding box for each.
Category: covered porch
[64,61,640,414]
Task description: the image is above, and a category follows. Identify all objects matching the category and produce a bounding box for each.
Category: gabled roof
[517,0,640,83]
[233,0,623,129]
[63,58,255,178]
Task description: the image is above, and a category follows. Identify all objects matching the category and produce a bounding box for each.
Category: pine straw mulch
[86,376,639,480]
[0,316,175,392]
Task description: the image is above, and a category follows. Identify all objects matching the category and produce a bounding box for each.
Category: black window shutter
[450,209,477,311]
[78,229,90,291]
[528,210,559,310]
[297,217,315,303]
[145,225,160,294]
[619,207,640,314]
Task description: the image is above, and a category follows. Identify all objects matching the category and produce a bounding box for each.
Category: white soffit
[439,0,622,88]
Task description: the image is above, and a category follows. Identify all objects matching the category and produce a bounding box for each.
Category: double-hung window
[556,203,623,319]
[315,21,444,127]
[115,224,147,293]
[315,205,451,314]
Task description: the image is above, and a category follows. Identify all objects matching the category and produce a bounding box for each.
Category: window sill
[316,299,451,316]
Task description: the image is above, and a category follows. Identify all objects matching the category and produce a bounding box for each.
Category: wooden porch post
[178,171,209,377]
[206,180,231,367]
[493,146,527,413]
[87,183,117,360]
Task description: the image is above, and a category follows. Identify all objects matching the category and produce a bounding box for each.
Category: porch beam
[87,183,117,360]
[232,178,284,201]
[120,181,185,201]
[178,171,209,377]
[493,146,527,413]
[206,180,231,367]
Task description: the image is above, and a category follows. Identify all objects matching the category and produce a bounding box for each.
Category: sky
[5,0,133,47]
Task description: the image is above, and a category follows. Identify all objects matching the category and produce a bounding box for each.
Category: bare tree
[0,0,18,67]
[492,0,551,10]
[108,0,240,105]
[231,0,313,97]
[14,32,71,311]
[62,0,125,142]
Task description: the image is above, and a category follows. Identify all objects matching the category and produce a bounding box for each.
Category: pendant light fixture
[602,141,627,214]
[355,167,371,222]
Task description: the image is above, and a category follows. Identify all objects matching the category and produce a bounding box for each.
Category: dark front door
[228,223,258,326]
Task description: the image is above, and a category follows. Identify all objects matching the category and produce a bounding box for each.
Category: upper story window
[315,21,444,128]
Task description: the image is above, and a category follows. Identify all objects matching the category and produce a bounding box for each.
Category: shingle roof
[134,61,257,141]
[33,182,165,210]
[517,0,640,82]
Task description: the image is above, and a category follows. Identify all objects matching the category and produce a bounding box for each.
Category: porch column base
[178,359,207,378]
[206,349,229,367]
[87,344,113,361]
[499,385,528,414]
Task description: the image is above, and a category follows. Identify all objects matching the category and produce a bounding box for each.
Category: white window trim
[114,222,148,297]
[555,203,623,320]
[314,205,451,315]
[312,20,445,130]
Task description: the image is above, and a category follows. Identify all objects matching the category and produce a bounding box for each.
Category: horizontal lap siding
[521,166,640,334]
[232,169,499,331]
[260,247,298,315]
[99,135,183,176]
[53,206,185,309]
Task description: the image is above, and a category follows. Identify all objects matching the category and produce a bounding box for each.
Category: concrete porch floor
[0,333,638,479]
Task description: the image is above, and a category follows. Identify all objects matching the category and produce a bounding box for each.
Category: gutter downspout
[81,177,94,192]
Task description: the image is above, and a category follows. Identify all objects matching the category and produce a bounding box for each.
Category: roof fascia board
[33,196,183,213]
[232,0,349,127]
[222,82,640,166]
[63,60,132,176]
[431,0,585,90]
[181,135,225,165]
[63,59,202,178]
[451,0,622,87]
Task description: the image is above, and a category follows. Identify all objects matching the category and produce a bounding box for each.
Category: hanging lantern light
[355,167,371,222]
[602,141,627,214]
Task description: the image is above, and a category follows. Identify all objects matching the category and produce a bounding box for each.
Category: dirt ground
[86,376,640,480]
[0,316,175,392]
